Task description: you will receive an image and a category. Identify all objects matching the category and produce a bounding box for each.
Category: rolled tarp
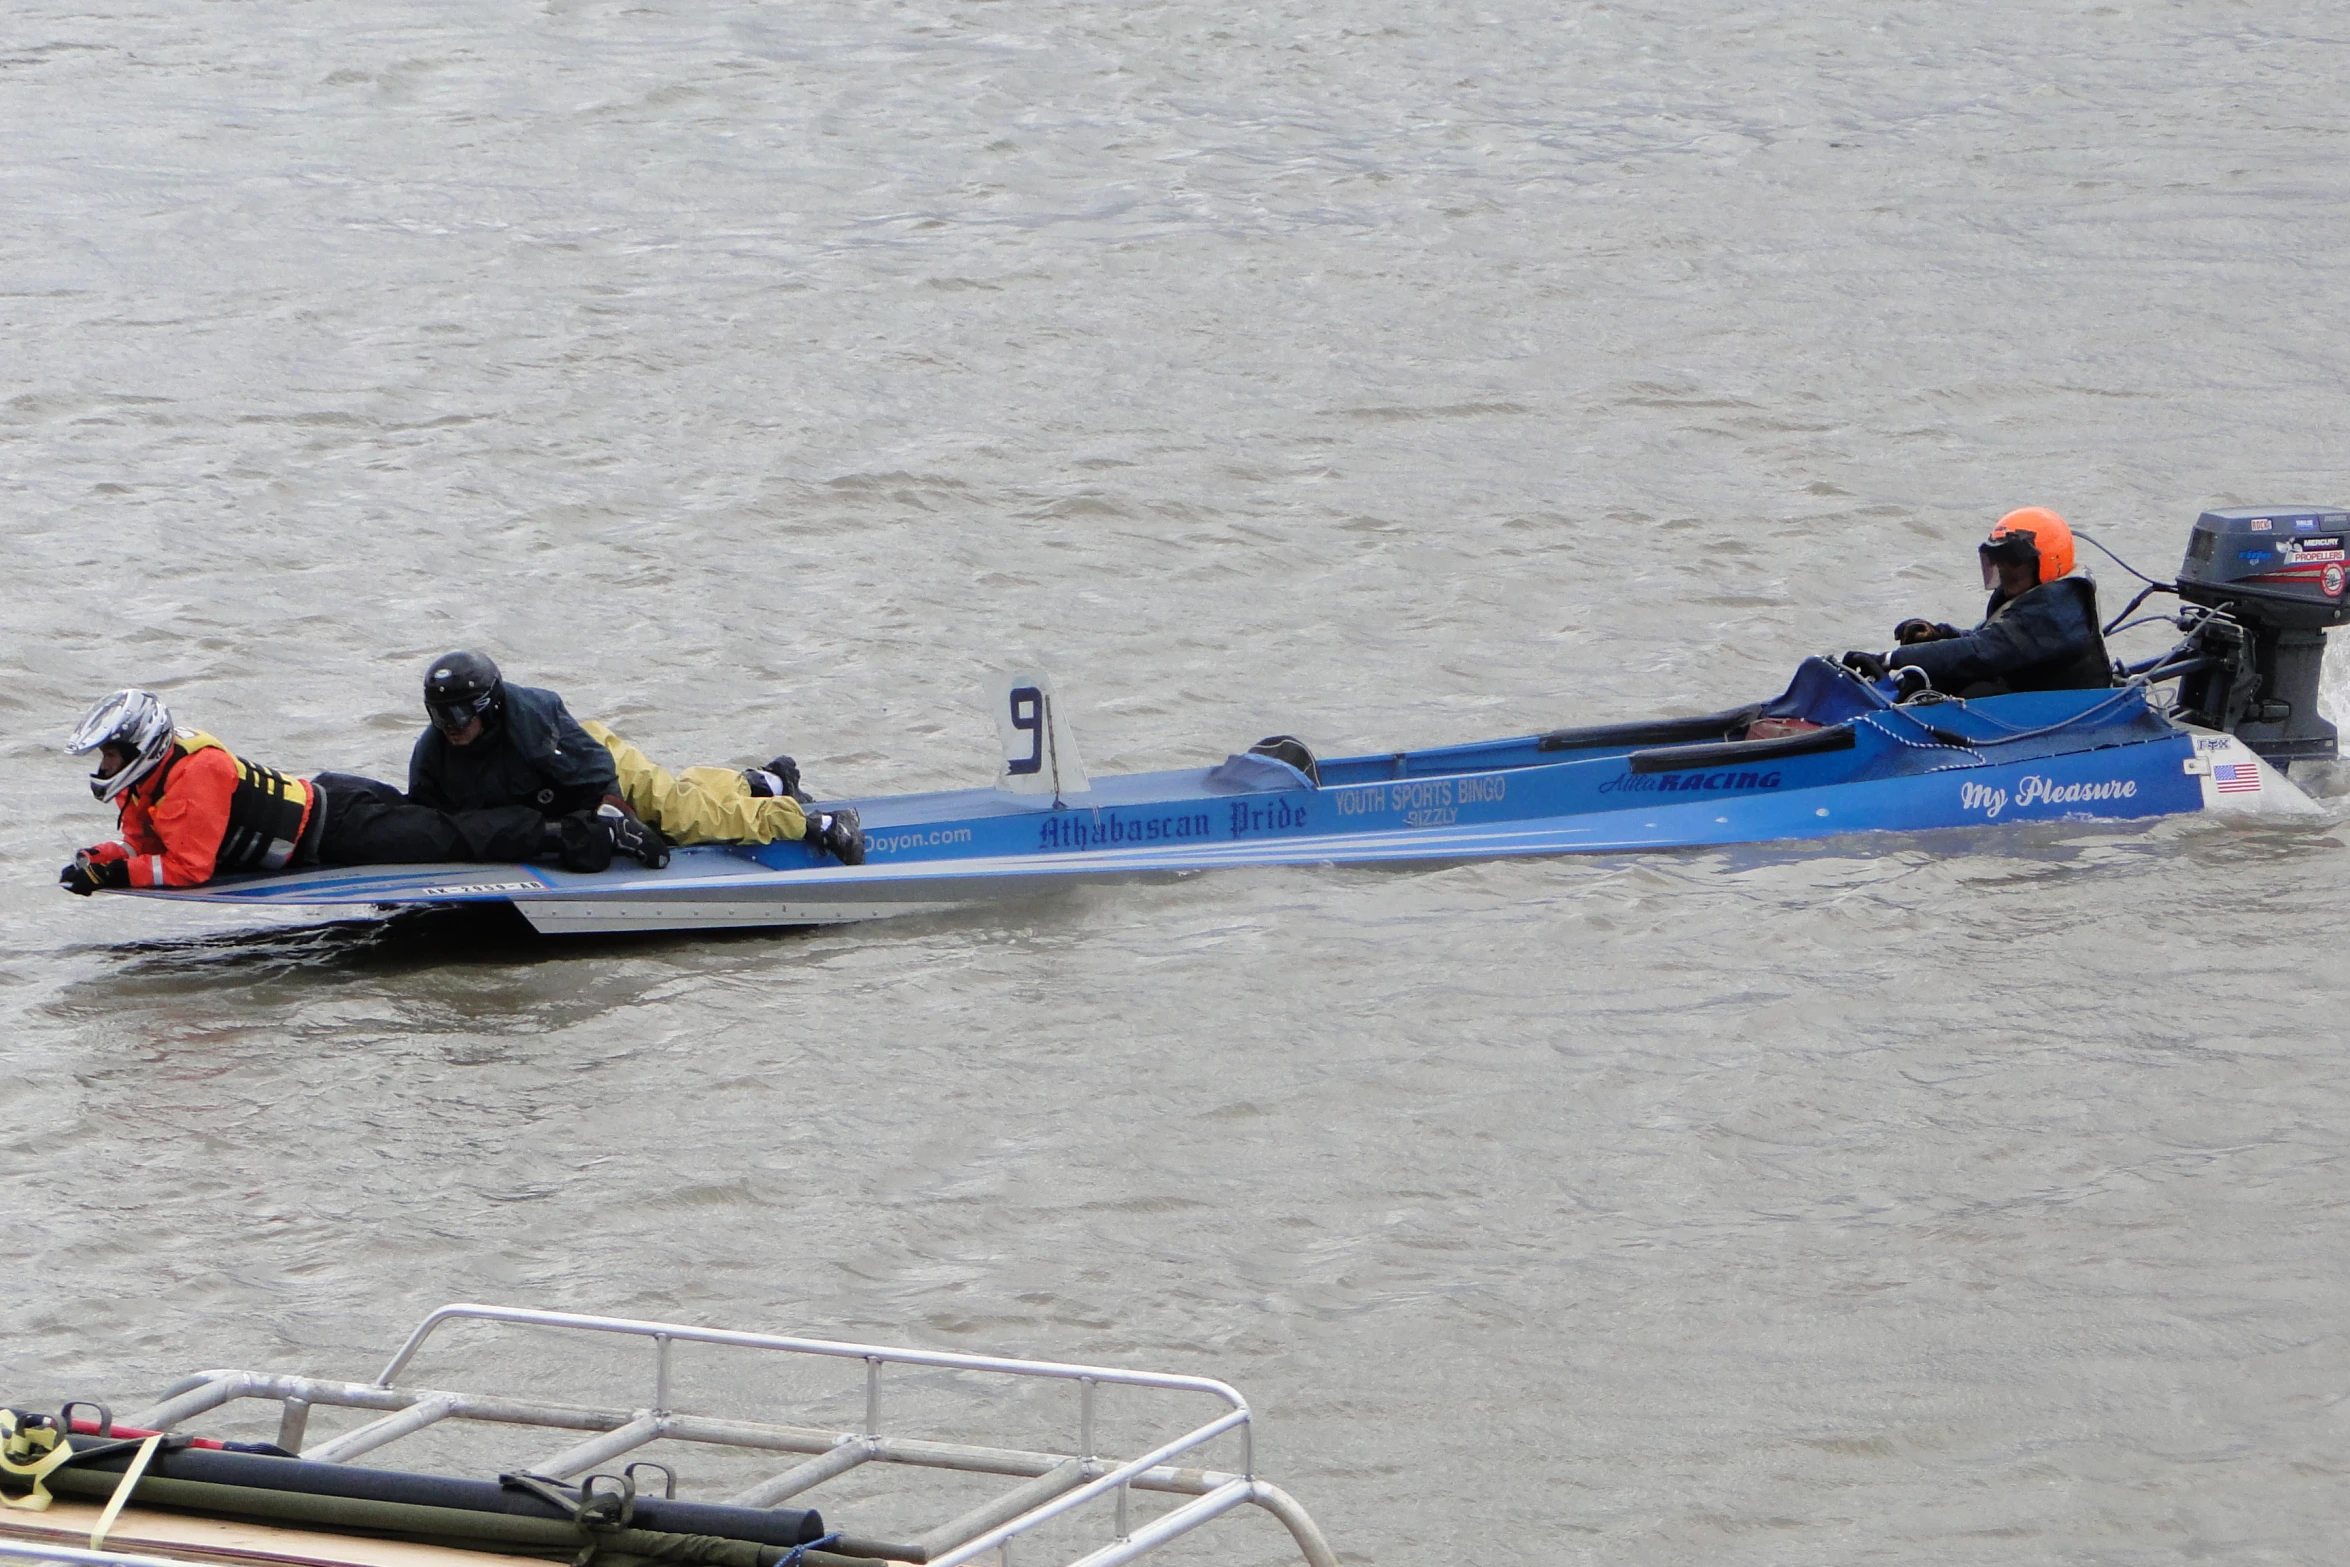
[54,1444,823,1549]
[36,1467,913,1567]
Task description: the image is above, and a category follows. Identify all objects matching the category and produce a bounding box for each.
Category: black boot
[809,807,865,866]
[744,754,809,804]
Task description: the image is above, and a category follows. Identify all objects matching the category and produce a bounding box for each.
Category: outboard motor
[2171,505,2350,764]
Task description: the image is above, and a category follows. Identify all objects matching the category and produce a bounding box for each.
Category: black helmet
[424,650,504,735]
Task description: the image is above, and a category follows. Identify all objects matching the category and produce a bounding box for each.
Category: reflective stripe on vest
[178,731,316,872]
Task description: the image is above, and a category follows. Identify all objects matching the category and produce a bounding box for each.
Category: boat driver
[410,652,864,864]
[55,689,631,895]
[1869,507,2114,697]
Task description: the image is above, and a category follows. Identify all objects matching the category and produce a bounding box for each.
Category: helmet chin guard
[65,689,178,801]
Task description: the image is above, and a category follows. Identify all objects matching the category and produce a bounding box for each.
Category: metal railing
[78,1303,1334,1567]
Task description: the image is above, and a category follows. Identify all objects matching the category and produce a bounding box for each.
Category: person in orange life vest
[58,690,620,895]
[60,689,328,892]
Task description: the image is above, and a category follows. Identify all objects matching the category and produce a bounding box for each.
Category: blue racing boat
[116,506,2343,934]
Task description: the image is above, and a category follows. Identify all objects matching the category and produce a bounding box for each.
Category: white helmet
[65,689,178,802]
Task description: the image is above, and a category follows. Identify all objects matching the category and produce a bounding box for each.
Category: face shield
[428,689,497,736]
[1979,530,2040,591]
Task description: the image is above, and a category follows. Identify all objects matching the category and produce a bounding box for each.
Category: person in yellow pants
[581,721,863,862]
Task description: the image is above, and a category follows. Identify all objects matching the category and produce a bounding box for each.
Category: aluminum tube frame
[119,1375,1249,1500]
[912,1458,1088,1561]
[122,1372,261,1433]
[377,1305,1247,1413]
[740,1433,1240,1498]
[723,1440,874,1508]
[110,1301,1323,1565]
[1062,1480,1253,1567]
[1059,1481,1339,1567]
[300,1395,458,1464]
[1243,1483,1343,1567]
[134,1377,648,1439]
[528,1412,670,1479]
[926,1409,1251,1567]
[274,1397,312,1454]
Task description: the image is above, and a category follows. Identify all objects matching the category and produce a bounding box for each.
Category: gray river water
[5,2,2349,1562]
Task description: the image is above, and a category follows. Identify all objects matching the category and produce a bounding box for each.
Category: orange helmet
[1980,506,2074,588]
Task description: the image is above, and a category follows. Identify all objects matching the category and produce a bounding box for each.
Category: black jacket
[1889,577,2112,696]
[407,683,617,817]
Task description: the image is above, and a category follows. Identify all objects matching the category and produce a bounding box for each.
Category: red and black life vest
[176,732,319,872]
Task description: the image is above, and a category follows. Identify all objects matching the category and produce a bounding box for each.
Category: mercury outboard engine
[2170,505,2350,764]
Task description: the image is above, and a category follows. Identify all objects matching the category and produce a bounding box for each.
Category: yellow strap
[0,1419,71,1513]
[89,1433,161,1547]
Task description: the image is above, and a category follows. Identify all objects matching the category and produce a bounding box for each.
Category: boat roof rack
[16,1303,1334,1567]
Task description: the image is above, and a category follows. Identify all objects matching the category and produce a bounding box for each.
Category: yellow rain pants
[583,720,808,845]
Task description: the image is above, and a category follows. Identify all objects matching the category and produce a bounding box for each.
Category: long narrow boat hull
[118,663,2317,935]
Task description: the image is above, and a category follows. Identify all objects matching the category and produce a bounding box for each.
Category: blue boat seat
[1756,657,1895,728]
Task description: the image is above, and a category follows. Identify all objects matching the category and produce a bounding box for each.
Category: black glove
[1894,618,1961,646]
[1840,650,1891,681]
[597,803,671,870]
[552,810,615,873]
[60,857,130,896]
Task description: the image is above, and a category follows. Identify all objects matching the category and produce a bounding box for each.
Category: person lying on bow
[579,723,868,864]
[411,651,863,864]
[55,689,641,894]
[1846,507,2114,698]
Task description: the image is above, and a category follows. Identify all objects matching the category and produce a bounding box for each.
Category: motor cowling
[2173,506,2350,764]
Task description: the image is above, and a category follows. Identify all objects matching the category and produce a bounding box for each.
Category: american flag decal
[2212,762,2262,793]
